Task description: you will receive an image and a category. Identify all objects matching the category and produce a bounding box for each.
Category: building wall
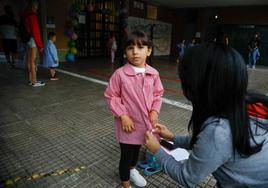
[217,6,268,25]
[129,0,173,23]
[128,0,174,56]
[44,0,72,61]
[170,6,268,58]
[1,1,268,60]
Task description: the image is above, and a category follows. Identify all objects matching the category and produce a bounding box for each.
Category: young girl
[107,32,117,63]
[104,30,164,188]
[145,43,268,187]
[43,31,59,80]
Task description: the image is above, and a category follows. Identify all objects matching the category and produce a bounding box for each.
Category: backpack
[18,17,31,43]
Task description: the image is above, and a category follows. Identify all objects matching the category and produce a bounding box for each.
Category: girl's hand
[150,110,158,126]
[145,131,161,154]
[153,123,175,141]
[120,115,135,133]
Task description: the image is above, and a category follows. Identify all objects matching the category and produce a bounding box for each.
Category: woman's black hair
[179,42,265,157]
[124,30,153,50]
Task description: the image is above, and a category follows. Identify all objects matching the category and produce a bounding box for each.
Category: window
[147,5,157,20]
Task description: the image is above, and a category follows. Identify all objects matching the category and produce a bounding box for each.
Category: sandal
[138,150,156,169]
[138,161,153,169]
[143,166,162,176]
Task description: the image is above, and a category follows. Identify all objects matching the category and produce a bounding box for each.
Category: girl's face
[125,44,152,68]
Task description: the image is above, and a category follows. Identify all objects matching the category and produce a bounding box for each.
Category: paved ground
[0,58,267,188]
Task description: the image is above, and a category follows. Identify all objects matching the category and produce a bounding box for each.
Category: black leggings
[119,143,141,181]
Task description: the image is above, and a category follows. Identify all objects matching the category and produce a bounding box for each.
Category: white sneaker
[32,81,45,87]
[130,169,147,187]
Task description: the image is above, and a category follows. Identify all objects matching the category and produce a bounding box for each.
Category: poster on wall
[127,16,172,56]
[46,16,56,28]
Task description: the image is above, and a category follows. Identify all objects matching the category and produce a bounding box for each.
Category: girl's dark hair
[124,30,153,50]
[47,32,56,39]
[179,43,265,157]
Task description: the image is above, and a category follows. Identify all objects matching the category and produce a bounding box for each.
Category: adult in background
[187,38,196,50]
[0,5,18,68]
[176,39,186,63]
[23,0,45,87]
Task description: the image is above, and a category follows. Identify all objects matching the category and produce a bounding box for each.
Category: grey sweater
[155,117,268,188]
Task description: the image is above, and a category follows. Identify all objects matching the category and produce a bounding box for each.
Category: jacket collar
[122,63,157,76]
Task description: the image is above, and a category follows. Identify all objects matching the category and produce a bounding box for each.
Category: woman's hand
[120,115,135,133]
[153,123,175,141]
[145,131,161,154]
[150,110,159,126]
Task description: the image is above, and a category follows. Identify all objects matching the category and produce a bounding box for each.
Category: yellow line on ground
[1,166,86,187]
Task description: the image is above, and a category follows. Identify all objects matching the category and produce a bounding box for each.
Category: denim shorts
[27,38,37,48]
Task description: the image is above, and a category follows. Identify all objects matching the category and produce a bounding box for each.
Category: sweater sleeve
[173,135,192,150]
[28,14,43,49]
[151,74,164,113]
[104,71,129,117]
[154,119,232,187]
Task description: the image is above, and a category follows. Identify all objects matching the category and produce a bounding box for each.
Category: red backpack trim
[247,102,268,119]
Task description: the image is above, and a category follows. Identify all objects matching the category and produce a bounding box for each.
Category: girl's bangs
[124,33,151,48]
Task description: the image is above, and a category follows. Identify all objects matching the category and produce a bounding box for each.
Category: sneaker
[130,169,147,187]
[32,81,45,87]
[252,66,255,69]
[50,77,59,81]
[28,81,33,86]
[29,81,42,85]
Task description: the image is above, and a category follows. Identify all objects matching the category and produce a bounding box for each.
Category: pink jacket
[104,63,164,145]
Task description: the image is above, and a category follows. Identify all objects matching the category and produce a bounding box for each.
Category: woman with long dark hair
[145,43,268,187]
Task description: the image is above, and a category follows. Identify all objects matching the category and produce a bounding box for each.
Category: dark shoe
[28,81,33,86]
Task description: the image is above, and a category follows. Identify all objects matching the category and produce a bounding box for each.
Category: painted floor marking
[56,68,192,111]
[0,166,86,187]
[56,69,108,86]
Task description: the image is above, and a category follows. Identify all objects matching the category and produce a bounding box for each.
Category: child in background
[43,32,59,80]
[107,32,117,63]
[104,30,164,188]
[176,39,186,63]
[249,41,260,69]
